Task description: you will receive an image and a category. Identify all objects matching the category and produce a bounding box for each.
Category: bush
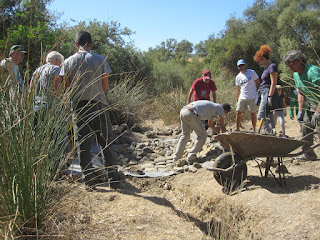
[151,61,185,93]
[153,88,187,125]
[214,70,237,124]
[106,74,148,126]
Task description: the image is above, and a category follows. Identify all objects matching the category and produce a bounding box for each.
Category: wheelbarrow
[206,131,320,189]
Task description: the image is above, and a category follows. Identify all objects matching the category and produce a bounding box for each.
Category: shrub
[106,74,148,126]
[154,88,187,125]
[151,61,185,93]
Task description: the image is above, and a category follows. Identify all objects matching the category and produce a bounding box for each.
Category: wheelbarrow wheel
[213,152,247,190]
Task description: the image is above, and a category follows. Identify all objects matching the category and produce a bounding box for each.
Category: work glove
[297,110,304,122]
[0,59,12,70]
[267,96,272,107]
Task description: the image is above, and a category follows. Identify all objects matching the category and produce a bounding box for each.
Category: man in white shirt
[235,59,260,131]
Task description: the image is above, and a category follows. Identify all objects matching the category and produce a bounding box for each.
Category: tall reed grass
[0,72,73,237]
[107,74,148,125]
[154,88,187,125]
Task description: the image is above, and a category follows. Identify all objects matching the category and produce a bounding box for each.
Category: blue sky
[48,0,258,52]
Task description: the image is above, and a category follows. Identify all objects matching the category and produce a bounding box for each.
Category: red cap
[203,70,211,79]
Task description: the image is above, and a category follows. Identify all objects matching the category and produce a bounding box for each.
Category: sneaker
[109,181,122,189]
[281,135,289,138]
[187,154,198,163]
[296,154,318,161]
[175,159,188,167]
[107,168,125,181]
[187,154,197,161]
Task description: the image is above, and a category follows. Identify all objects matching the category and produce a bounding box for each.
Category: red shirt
[192,78,217,101]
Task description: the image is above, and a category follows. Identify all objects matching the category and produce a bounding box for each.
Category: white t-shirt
[235,69,259,100]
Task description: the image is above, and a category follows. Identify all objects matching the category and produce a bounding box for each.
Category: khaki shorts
[236,98,257,113]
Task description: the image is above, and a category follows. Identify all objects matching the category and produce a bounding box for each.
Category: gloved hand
[267,96,272,107]
[0,59,12,70]
[297,110,304,122]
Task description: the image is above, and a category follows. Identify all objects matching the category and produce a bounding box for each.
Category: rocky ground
[55,111,320,240]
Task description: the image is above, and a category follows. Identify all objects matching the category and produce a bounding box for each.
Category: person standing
[254,45,280,134]
[283,50,320,160]
[60,30,120,188]
[235,59,260,132]
[0,45,26,93]
[289,89,299,120]
[30,51,64,111]
[187,70,217,104]
[187,70,217,130]
[173,101,231,162]
[273,85,287,138]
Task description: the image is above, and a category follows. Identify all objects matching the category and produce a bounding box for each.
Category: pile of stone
[111,123,225,176]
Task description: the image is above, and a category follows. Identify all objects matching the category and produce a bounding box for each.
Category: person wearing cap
[235,59,260,132]
[0,45,27,92]
[273,85,288,138]
[173,101,231,163]
[187,70,217,104]
[30,51,64,114]
[283,50,320,161]
[60,30,121,189]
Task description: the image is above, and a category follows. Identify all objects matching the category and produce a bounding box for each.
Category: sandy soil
[58,109,320,240]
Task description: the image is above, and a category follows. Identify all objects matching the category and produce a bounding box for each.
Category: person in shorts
[235,59,260,131]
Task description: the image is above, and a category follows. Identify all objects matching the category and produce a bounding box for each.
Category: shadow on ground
[240,174,320,194]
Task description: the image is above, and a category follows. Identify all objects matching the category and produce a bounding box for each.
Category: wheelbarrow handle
[206,160,247,173]
[206,164,236,173]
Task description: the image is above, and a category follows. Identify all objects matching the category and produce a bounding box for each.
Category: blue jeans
[256,87,280,134]
[274,110,285,135]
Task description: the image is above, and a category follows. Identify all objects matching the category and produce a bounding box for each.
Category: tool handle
[257,118,264,133]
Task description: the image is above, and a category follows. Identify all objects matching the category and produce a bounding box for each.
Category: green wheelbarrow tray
[214,132,311,159]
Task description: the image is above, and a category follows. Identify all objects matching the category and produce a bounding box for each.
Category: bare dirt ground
[58,109,320,240]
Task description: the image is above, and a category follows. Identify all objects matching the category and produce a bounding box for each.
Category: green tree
[61,20,151,84]
[174,40,193,65]
[277,0,320,65]
[1,0,60,76]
